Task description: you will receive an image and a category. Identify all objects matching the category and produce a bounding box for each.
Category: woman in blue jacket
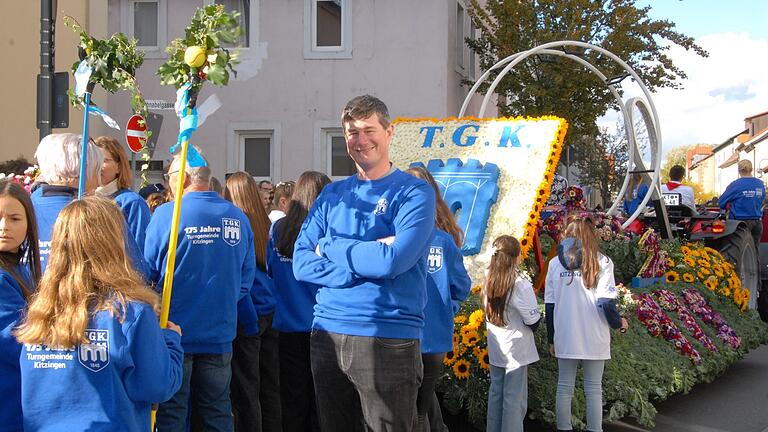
[406,166,472,431]
[0,180,41,432]
[267,171,331,432]
[15,197,183,432]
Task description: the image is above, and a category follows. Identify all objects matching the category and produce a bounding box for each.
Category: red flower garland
[635,292,702,364]
[653,290,718,353]
[682,289,741,349]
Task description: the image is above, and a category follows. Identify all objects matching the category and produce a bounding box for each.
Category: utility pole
[39,0,56,140]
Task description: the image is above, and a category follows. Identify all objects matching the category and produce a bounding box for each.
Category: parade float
[390,41,768,430]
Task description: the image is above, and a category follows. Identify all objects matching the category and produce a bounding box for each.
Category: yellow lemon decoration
[184,45,207,68]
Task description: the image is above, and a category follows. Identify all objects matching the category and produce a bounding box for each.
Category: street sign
[125,114,147,153]
[146,99,175,111]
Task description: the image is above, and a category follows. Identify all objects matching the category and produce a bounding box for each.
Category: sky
[597,0,768,158]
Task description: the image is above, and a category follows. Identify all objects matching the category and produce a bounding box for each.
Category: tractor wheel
[719,225,759,310]
[759,281,768,321]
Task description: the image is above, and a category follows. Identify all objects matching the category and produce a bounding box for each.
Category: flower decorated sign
[390,116,568,282]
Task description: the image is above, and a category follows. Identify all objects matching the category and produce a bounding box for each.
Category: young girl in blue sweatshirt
[484,235,541,432]
[405,166,471,431]
[544,215,629,432]
[15,197,183,432]
[267,170,331,432]
[0,180,41,432]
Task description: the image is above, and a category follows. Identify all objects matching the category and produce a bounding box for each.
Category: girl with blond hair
[483,235,541,432]
[544,215,628,432]
[15,197,183,431]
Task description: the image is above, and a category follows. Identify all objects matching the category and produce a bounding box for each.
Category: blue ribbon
[171,83,207,167]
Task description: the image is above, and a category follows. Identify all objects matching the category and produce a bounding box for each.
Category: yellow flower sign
[391,116,568,281]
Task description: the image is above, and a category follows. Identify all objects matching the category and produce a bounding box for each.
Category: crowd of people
[1,95,636,432]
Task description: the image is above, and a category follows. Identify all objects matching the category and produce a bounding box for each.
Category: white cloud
[599,32,768,158]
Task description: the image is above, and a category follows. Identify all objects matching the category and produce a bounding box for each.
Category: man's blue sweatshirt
[0,267,27,431]
[267,219,320,333]
[19,301,183,432]
[144,191,258,353]
[31,186,149,279]
[113,189,151,250]
[422,229,472,354]
[293,169,436,339]
[719,177,766,220]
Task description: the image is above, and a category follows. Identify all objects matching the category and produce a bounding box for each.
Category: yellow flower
[683,256,696,267]
[471,285,482,294]
[665,271,680,283]
[722,287,732,297]
[667,258,676,267]
[443,350,457,366]
[689,248,700,257]
[681,245,693,255]
[478,348,490,370]
[473,346,483,359]
[704,279,717,291]
[683,273,695,283]
[713,266,725,278]
[452,334,460,346]
[697,259,711,268]
[469,309,485,326]
[453,359,471,379]
[460,325,474,337]
[699,250,710,261]
[462,330,480,346]
[697,268,711,279]
[454,315,467,324]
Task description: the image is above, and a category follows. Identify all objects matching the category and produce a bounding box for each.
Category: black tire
[759,281,768,321]
[718,225,759,310]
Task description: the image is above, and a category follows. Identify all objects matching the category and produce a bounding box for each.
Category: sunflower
[473,346,483,359]
[704,279,717,291]
[471,285,482,294]
[460,325,474,337]
[667,258,676,267]
[478,349,490,370]
[683,256,696,267]
[462,330,480,346]
[452,359,471,379]
[665,271,680,283]
[454,315,467,325]
[704,247,724,260]
[443,350,457,366]
[713,265,725,278]
[681,245,693,255]
[469,309,485,327]
[683,273,695,283]
[697,268,711,278]
[452,334,460,346]
[722,287,732,297]
[699,250,710,261]
[689,248,700,258]
[697,259,711,268]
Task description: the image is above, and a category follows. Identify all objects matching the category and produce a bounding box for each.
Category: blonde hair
[483,235,521,327]
[562,214,600,288]
[94,136,133,190]
[15,197,159,348]
[35,133,103,185]
[738,159,753,176]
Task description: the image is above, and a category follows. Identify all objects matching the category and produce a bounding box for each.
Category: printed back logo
[427,246,444,274]
[79,329,109,372]
[374,198,389,216]
[222,218,241,247]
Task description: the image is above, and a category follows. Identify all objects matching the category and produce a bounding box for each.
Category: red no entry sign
[125,114,148,153]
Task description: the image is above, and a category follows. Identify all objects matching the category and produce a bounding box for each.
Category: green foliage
[156,5,241,91]
[600,236,645,284]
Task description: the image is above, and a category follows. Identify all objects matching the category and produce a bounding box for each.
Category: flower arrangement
[0,166,39,193]
[683,289,742,349]
[635,292,702,364]
[653,289,718,353]
[637,229,669,279]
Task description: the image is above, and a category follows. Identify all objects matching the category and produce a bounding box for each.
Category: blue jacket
[293,169,436,339]
[20,301,183,432]
[719,177,766,220]
[623,184,649,215]
[267,219,320,333]
[421,229,471,353]
[0,267,27,431]
[144,191,258,353]
[32,185,149,279]
[113,189,151,250]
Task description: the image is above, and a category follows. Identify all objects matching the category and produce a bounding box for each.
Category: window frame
[304,0,352,59]
[121,0,167,58]
[227,122,282,182]
[455,0,477,79]
[325,127,356,180]
[203,0,260,50]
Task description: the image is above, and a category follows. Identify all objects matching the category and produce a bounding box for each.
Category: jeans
[157,352,234,432]
[231,314,282,432]
[279,332,320,432]
[416,353,448,432]
[310,330,423,432]
[556,359,605,432]
[486,365,527,432]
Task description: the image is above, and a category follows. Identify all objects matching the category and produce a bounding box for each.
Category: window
[304,0,352,59]
[213,0,251,47]
[241,132,273,179]
[324,129,356,178]
[123,0,167,56]
[455,1,476,78]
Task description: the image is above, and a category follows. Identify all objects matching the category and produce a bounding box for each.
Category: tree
[660,145,691,183]
[467,0,707,170]
[576,122,629,206]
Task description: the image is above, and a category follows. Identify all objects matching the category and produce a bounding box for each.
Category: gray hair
[171,145,211,186]
[35,133,103,185]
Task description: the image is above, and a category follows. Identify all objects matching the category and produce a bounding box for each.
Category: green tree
[577,122,629,206]
[660,145,692,183]
[467,0,707,173]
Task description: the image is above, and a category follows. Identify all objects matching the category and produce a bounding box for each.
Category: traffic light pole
[39,0,56,140]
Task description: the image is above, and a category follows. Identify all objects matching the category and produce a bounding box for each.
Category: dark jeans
[310,330,423,432]
[231,314,282,432]
[744,219,763,254]
[157,352,234,432]
[279,331,320,432]
[416,353,448,432]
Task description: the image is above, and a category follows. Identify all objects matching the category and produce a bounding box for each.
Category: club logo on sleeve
[374,198,389,216]
[222,218,241,247]
[79,329,109,372]
[427,246,444,274]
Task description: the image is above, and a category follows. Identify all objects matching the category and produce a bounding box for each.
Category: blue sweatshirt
[623,184,649,215]
[293,169,436,339]
[267,219,320,333]
[719,177,766,220]
[19,301,183,432]
[0,267,27,432]
[421,229,471,354]
[31,186,149,279]
[144,191,258,353]
[113,189,151,250]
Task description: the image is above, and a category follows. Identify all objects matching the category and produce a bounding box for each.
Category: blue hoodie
[293,169,436,339]
[31,186,149,279]
[623,184,649,215]
[267,219,320,333]
[144,191,258,353]
[19,301,183,432]
[719,177,766,220]
[113,189,151,250]
[421,229,471,354]
[0,266,27,431]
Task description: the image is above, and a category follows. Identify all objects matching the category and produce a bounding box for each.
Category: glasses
[163,170,180,181]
